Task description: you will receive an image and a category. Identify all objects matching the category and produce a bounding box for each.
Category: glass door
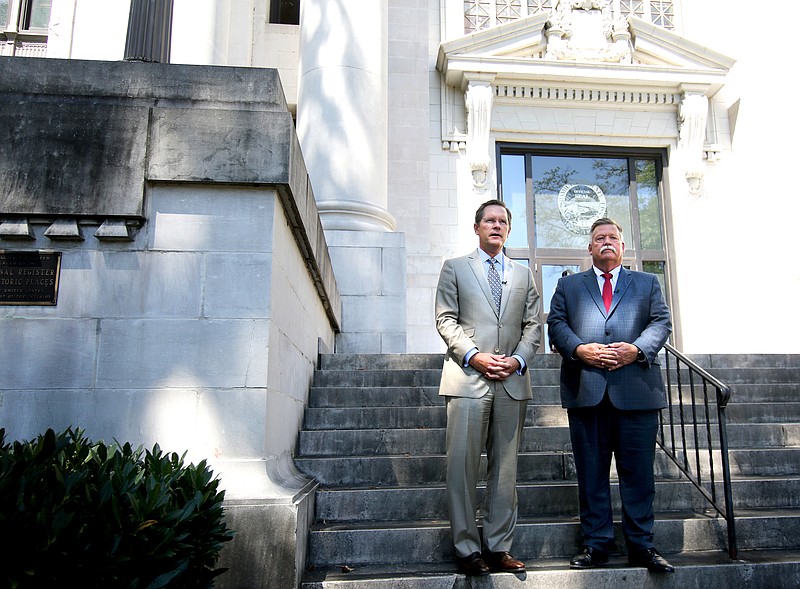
[498,145,670,351]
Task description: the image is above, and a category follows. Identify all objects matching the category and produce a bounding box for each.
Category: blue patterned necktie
[488,258,502,312]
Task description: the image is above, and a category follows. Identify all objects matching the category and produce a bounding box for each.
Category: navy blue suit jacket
[547,267,672,411]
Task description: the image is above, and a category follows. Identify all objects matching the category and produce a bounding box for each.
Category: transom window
[620,0,675,29]
[464,0,675,33]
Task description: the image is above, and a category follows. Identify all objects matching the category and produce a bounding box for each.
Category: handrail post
[660,344,737,560]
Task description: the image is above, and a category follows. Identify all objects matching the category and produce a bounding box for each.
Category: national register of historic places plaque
[0,251,62,305]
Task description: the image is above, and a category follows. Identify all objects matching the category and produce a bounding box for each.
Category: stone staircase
[297,353,800,587]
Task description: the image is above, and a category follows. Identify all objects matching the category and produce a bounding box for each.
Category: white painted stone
[328,247,383,296]
[335,332,382,354]
[96,318,270,389]
[341,295,405,333]
[0,319,97,389]
[204,254,272,318]
[380,332,408,354]
[147,185,277,253]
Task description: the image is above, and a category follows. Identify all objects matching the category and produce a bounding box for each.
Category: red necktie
[602,272,613,312]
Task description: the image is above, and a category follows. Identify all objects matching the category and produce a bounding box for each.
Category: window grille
[464,0,674,33]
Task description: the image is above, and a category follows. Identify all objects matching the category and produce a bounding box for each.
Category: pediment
[437,13,735,96]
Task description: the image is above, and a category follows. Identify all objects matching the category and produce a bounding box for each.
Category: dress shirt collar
[478,248,506,267]
[593,264,621,279]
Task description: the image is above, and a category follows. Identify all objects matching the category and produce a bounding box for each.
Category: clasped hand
[576,342,638,371]
[469,352,519,380]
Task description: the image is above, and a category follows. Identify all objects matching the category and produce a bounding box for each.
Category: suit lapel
[582,269,606,315]
[468,250,499,316]
[611,268,632,314]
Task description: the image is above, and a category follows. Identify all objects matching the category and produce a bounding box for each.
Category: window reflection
[542,264,579,313]
[636,159,663,249]
[643,260,666,296]
[24,0,51,30]
[532,156,631,249]
[500,154,528,249]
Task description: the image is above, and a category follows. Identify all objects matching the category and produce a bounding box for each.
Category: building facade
[6,0,796,354]
[2,0,799,586]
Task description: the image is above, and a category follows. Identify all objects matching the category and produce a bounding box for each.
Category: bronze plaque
[0,251,62,305]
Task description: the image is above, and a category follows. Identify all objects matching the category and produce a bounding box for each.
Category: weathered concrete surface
[0,58,291,219]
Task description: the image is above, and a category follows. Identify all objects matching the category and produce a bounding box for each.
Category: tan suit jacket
[436,249,541,398]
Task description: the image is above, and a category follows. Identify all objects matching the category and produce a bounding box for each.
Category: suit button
[494,348,500,354]
[605,331,611,336]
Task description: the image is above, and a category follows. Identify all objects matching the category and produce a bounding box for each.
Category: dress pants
[445,386,528,558]
[567,394,659,554]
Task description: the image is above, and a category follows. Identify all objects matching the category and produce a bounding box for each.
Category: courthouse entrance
[497,144,671,351]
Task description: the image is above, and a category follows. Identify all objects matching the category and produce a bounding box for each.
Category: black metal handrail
[660,343,737,559]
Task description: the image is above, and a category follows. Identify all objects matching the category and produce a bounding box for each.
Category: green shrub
[0,427,234,588]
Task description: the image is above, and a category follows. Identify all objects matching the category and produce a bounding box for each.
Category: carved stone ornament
[465,80,494,191]
[545,0,631,63]
[678,92,709,196]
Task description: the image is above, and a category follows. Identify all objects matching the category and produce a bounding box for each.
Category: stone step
[317,353,800,371]
[301,354,800,588]
[297,424,800,457]
[313,478,800,522]
[306,510,800,567]
[301,549,800,589]
[296,448,800,487]
[302,402,800,429]
[308,382,800,408]
[312,366,800,387]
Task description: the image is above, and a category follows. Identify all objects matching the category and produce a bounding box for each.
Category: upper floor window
[620,0,674,29]
[1,0,52,56]
[464,0,675,33]
[270,0,300,25]
[1,0,51,31]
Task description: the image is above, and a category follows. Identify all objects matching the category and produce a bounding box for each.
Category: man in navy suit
[547,218,674,573]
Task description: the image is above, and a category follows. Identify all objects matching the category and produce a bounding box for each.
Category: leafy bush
[0,427,234,588]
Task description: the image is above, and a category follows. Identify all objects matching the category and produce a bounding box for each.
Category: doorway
[497,145,670,351]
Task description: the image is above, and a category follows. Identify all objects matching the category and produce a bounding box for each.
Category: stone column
[297,0,395,231]
[124,0,174,63]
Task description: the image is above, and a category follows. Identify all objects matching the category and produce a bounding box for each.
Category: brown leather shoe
[483,551,526,573]
[456,552,490,576]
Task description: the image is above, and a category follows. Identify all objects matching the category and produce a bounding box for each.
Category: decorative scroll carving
[678,92,709,196]
[545,0,631,63]
[465,80,494,190]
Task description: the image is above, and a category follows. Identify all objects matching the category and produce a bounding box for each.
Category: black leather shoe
[483,551,525,573]
[628,548,675,573]
[456,552,490,576]
[570,546,609,569]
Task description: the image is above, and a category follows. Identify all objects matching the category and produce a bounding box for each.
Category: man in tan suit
[435,199,542,575]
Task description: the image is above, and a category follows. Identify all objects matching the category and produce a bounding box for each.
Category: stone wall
[0,57,339,588]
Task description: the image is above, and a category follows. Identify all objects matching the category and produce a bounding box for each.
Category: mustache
[600,245,617,253]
